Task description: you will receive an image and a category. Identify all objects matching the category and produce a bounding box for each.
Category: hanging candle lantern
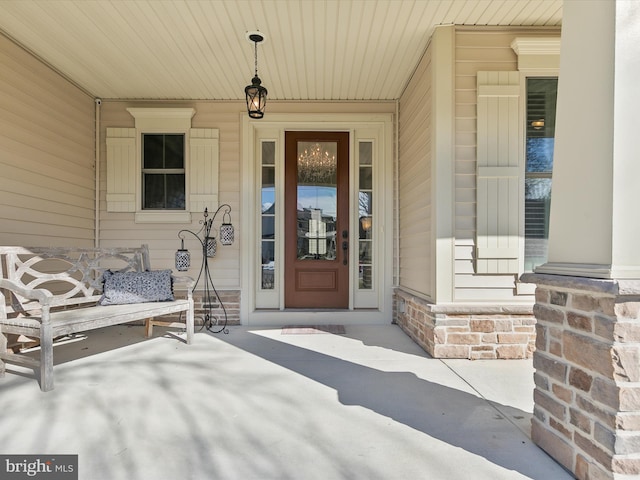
[175,239,190,272]
[220,211,235,246]
[205,236,217,258]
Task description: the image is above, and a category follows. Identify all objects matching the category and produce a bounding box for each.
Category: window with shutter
[105,108,219,223]
[476,71,521,274]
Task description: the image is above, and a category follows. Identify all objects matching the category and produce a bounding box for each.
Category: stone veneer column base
[393,288,536,359]
[522,273,640,480]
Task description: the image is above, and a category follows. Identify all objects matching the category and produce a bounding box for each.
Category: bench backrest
[0,245,151,314]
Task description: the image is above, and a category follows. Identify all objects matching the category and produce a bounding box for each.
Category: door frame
[241,113,394,326]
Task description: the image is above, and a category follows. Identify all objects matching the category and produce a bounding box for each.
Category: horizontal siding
[397,44,433,297]
[0,33,95,248]
[452,27,559,301]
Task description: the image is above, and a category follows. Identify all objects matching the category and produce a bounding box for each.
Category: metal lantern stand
[175,205,234,334]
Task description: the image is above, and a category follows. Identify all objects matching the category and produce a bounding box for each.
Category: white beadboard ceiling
[0,0,562,101]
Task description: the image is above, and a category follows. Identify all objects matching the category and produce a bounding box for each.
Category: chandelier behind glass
[297,143,336,185]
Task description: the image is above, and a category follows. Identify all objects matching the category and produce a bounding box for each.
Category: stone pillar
[525,2,640,478]
[523,274,640,478]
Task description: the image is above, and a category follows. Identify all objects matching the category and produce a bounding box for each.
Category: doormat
[281,325,346,335]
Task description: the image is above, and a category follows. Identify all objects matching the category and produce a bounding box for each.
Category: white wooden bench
[0,245,194,391]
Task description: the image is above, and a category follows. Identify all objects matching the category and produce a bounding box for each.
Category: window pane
[262,188,275,214]
[526,138,554,173]
[166,174,185,208]
[164,135,184,168]
[261,241,275,289]
[262,216,275,239]
[525,78,557,272]
[359,192,372,240]
[143,174,164,208]
[524,178,551,271]
[527,78,557,139]
[262,166,275,187]
[359,167,372,190]
[143,135,164,169]
[143,174,185,209]
[359,241,372,263]
[262,141,275,165]
[359,142,372,165]
[359,266,372,289]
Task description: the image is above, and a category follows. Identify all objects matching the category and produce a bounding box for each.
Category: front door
[284,131,349,308]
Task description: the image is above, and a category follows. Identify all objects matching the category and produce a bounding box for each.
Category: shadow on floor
[215,327,567,480]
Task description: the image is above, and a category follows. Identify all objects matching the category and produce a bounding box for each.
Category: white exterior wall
[397,37,434,300]
[454,27,560,303]
[396,26,560,305]
[0,33,95,247]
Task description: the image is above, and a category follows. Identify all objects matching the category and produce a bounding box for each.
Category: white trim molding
[511,37,561,73]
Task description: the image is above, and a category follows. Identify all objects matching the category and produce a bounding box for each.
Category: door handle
[342,241,348,265]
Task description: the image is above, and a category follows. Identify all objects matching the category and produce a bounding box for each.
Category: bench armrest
[0,278,54,306]
[171,275,195,294]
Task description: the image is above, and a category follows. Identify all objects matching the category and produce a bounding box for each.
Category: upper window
[524,78,557,271]
[142,134,185,210]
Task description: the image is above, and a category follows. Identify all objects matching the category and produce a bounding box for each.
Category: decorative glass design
[296,142,337,261]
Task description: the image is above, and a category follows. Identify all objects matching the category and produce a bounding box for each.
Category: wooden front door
[284,131,349,308]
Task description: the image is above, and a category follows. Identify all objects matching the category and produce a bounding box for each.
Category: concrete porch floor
[0,324,572,480]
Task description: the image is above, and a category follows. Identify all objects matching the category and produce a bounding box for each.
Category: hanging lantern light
[175,238,190,272]
[245,31,268,119]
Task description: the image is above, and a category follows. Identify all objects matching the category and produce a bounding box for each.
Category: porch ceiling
[0,0,562,101]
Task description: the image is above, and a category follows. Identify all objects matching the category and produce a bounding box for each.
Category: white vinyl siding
[397,41,433,298]
[475,71,521,274]
[0,34,95,247]
[453,28,559,301]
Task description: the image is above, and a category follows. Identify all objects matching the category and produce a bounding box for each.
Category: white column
[537,0,640,279]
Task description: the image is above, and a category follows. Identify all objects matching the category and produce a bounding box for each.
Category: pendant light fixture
[245,31,268,119]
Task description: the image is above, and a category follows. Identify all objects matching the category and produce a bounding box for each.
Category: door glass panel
[261,141,276,289]
[296,141,337,261]
[358,141,373,289]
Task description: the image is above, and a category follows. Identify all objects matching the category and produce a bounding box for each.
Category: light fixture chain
[254,41,258,76]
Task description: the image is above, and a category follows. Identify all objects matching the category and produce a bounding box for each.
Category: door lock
[342,240,348,265]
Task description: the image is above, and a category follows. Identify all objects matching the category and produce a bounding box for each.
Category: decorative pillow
[99,270,174,305]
